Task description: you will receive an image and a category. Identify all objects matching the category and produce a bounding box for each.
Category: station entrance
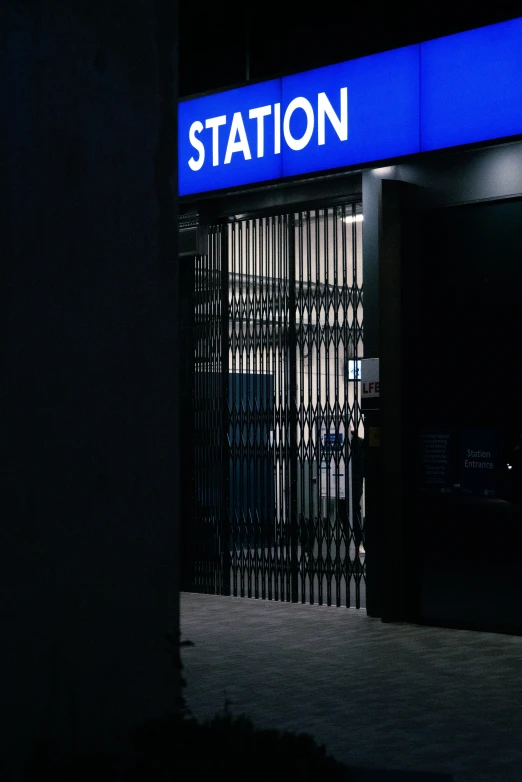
[181,202,366,607]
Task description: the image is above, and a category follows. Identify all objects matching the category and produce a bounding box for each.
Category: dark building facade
[4,2,179,777]
[178,17,522,634]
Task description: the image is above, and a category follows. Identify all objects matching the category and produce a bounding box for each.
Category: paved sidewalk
[181,592,522,782]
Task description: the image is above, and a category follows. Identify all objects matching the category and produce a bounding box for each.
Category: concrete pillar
[362,169,419,621]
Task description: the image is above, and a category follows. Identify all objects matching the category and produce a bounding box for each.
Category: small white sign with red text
[361,358,380,398]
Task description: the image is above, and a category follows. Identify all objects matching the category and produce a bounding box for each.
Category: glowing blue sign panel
[420,17,522,151]
[178,46,419,196]
[281,48,420,179]
[179,79,282,195]
[179,17,522,196]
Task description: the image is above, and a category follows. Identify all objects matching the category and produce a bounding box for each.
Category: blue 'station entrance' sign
[459,429,498,497]
[179,17,522,196]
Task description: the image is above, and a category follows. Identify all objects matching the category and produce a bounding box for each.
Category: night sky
[179,2,521,97]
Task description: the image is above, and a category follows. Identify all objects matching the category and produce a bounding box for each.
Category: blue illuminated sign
[420,19,522,151]
[179,17,522,196]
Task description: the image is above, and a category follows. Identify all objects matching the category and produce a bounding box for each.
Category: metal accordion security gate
[181,202,366,607]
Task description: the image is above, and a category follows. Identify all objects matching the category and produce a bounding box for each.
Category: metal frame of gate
[181,202,366,607]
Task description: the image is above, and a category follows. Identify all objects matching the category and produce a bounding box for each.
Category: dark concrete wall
[3,1,179,776]
[362,150,522,633]
[407,199,522,634]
